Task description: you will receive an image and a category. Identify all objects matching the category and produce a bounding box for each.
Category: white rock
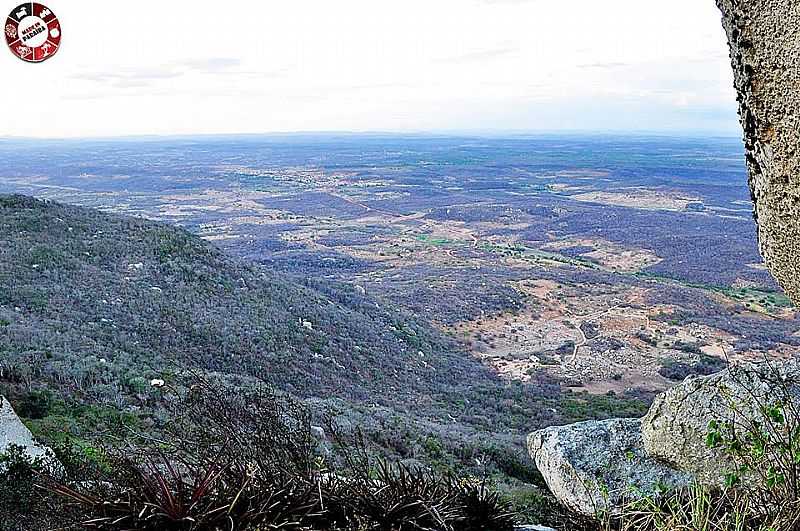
[0,397,61,474]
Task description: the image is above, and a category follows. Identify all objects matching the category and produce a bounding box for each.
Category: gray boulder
[642,361,800,484]
[310,425,326,441]
[716,0,800,304]
[0,396,60,472]
[527,418,692,517]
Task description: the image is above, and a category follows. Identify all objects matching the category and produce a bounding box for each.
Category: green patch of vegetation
[416,234,456,246]
[24,398,144,448]
[0,389,143,462]
[717,286,793,312]
[30,243,77,269]
[560,392,649,422]
[635,271,792,315]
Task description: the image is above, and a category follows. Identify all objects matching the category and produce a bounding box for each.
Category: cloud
[577,62,631,70]
[110,79,154,89]
[70,58,244,87]
[475,0,541,4]
[176,57,241,72]
[71,68,182,83]
[5,0,737,137]
[436,47,518,64]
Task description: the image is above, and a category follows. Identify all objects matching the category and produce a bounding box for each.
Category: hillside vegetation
[0,194,486,402]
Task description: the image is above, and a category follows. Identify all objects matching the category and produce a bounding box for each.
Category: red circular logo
[5,3,60,63]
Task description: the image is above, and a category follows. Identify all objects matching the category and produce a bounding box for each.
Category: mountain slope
[0,194,490,404]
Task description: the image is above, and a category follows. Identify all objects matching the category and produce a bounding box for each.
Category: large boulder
[527,418,692,517]
[642,361,800,484]
[716,0,800,304]
[0,396,60,471]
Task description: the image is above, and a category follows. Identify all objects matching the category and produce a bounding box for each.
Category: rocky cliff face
[715,0,800,304]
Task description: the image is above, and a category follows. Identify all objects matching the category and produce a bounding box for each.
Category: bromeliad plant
[317,423,516,531]
[318,459,515,531]
[46,446,321,531]
[41,377,517,531]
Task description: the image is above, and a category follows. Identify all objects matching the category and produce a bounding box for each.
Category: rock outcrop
[0,396,59,471]
[715,0,800,304]
[528,361,800,516]
[642,361,800,484]
[527,418,692,517]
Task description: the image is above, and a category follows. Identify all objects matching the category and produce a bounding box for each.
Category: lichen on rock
[642,360,800,485]
[527,418,692,517]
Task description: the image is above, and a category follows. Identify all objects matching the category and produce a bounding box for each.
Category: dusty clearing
[571,188,703,212]
[449,281,758,395]
[542,238,661,273]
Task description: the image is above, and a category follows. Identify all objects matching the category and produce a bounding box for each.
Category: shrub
[0,445,76,531]
[15,389,53,419]
[702,366,800,527]
[658,355,726,381]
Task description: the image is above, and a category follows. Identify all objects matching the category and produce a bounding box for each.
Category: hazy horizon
[0,129,745,143]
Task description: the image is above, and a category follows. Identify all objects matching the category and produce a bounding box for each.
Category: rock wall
[715,0,800,304]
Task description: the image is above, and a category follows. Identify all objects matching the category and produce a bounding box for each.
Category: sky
[1,0,740,138]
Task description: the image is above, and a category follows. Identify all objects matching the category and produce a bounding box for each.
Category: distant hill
[0,194,647,487]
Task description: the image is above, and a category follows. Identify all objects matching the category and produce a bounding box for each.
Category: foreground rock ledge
[716,0,800,304]
[527,418,692,517]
